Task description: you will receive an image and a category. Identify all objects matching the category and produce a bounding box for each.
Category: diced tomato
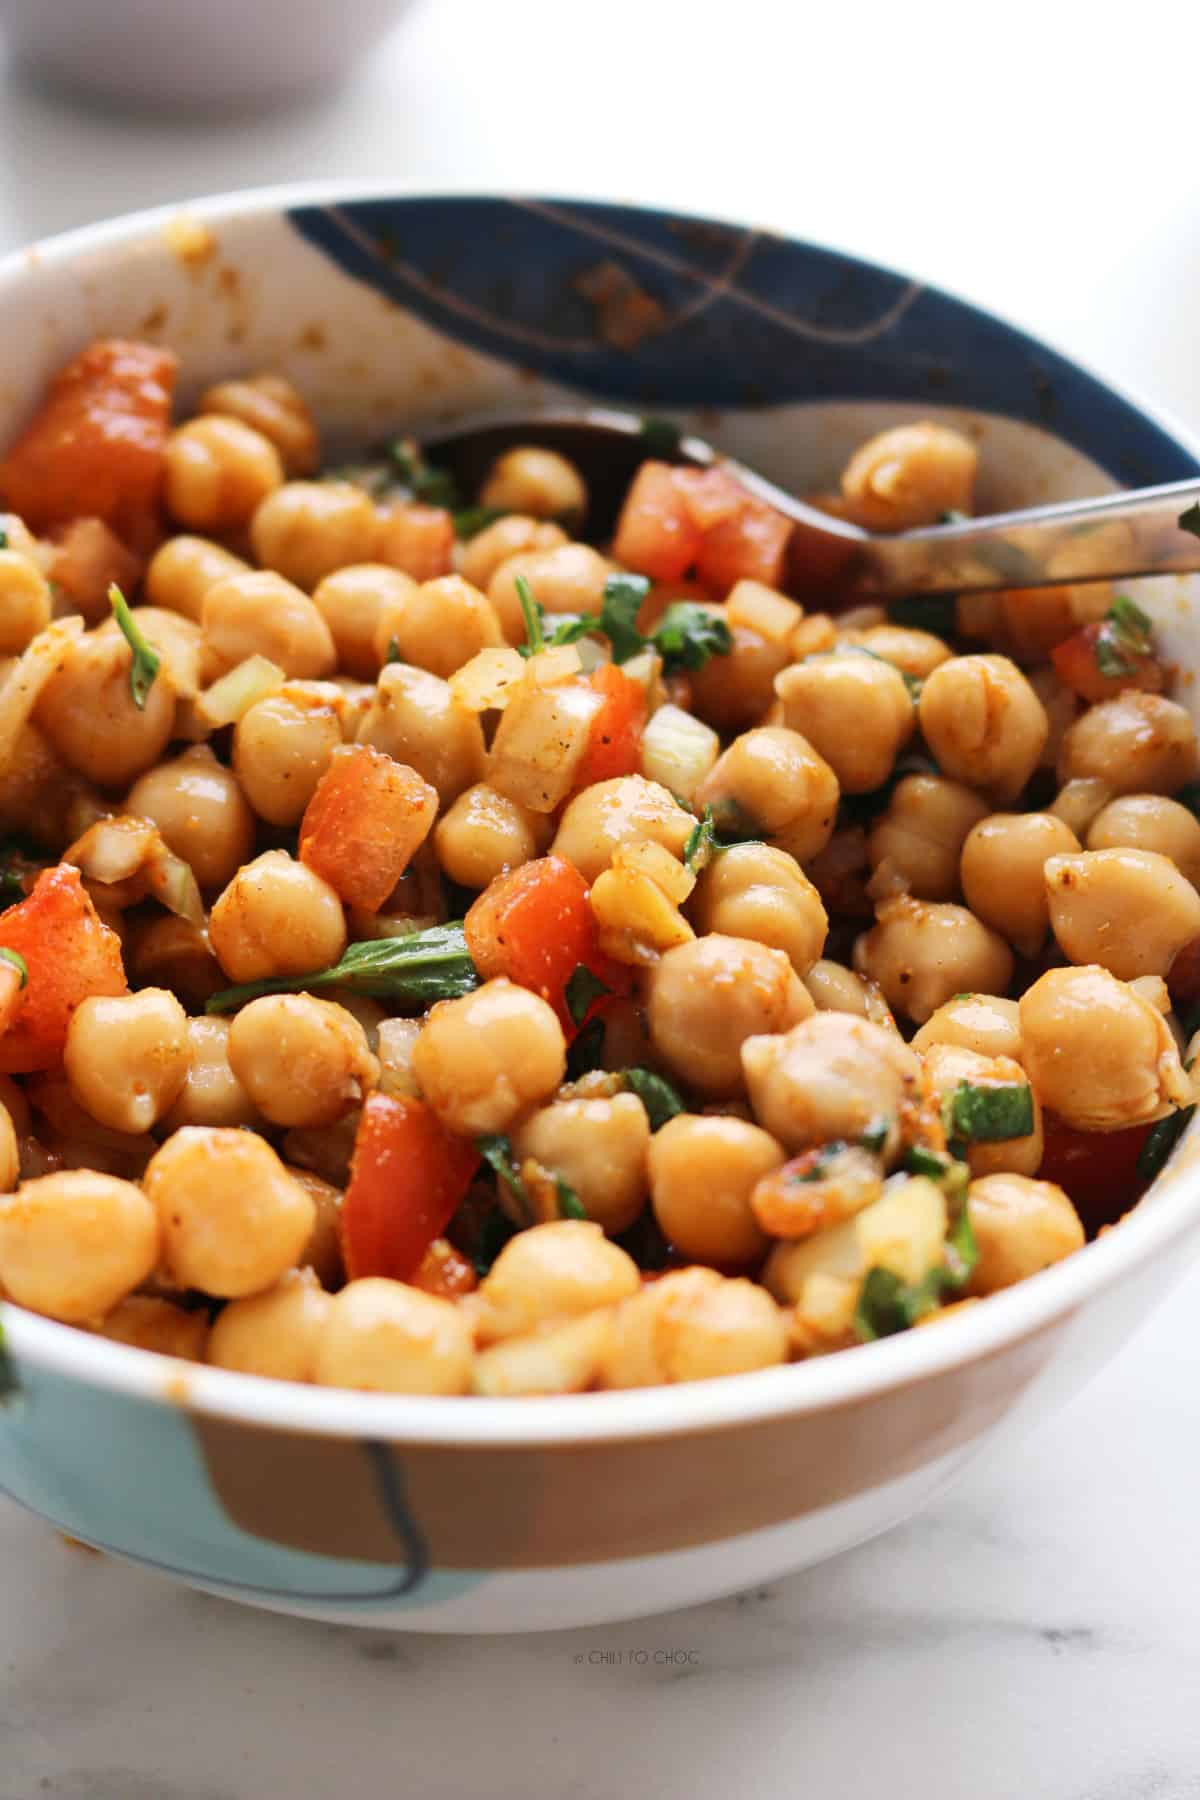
[410,1235,478,1299]
[612,462,703,583]
[299,744,438,912]
[48,518,144,624]
[340,1094,481,1283]
[1051,620,1163,704]
[573,665,646,789]
[694,494,793,594]
[673,466,747,533]
[375,502,455,581]
[1038,1113,1153,1235]
[464,853,628,1030]
[0,864,127,1072]
[0,340,177,549]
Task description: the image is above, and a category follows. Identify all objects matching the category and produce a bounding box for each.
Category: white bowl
[2,183,1199,1633]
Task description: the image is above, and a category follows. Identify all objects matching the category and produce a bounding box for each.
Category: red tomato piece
[694,494,793,594]
[0,864,127,1072]
[299,744,438,912]
[573,665,647,789]
[1051,621,1163,704]
[340,1094,481,1283]
[410,1236,479,1299]
[612,462,704,583]
[673,466,748,532]
[0,340,177,549]
[1037,1112,1153,1236]
[464,853,628,1030]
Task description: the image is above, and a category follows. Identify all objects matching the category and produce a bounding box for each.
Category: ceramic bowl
[1,186,1198,1634]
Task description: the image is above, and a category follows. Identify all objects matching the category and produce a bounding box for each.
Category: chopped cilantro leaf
[108,584,161,710]
[652,602,732,674]
[623,1067,684,1131]
[564,964,611,1028]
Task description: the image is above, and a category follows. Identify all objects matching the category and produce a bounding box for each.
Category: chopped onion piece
[65,814,156,885]
[0,615,84,774]
[145,844,205,926]
[488,675,605,813]
[727,578,803,645]
[448,647,526,713]
[198,654,286,728]
[614,838,695,904]
[525,644,583,687]
[640,702,720,802]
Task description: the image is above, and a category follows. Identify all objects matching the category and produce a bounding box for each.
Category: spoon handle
[856,477,1200,600]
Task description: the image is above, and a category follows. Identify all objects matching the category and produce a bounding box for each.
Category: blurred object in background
[0,0,415,111]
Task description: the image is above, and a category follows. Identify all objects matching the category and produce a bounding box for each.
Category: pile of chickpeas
[0,374,1196,1399]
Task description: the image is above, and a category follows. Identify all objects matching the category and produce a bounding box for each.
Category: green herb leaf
[0,947,27,988]
[385,635,402,665]
[206,922,478,1014]
[0,527,7,550]
[564,963,611,1028]
[794,1141,853,1182]
[565,1016,606,1080]
[1108,594,1153,640]
[652,602,733,675]
[948,1080,1034,1143]
[108,584,161,711]
[640,416,683,459]
[623,1067,684,1131]
[544,613,601,651]
[472,1206,517,1276]
[1179,503,1200,540]
[855,1187,977,1340]
[514,573,545,658]
[682,802,762,873]
[600,573,652,664]
[452,505,508,540]
[556,1177,587,1220]
[887,594,958,635]
[939,508,970,526]
[475,1133,533,1222]
[860,1118,891,1154]
[1093,627,1140,679]
[1136,1105,1195,1183]
[387,439,460,511]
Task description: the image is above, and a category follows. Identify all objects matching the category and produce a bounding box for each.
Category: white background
[3,2,1200,1794]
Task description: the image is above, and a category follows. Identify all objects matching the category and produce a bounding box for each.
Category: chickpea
[145,535,251,624]
[774,653,914,794]
[648,1114,781,1265]
[202,569,336,680]
[840,422,976,530]
[199,373,319,477]
[803,958,872,1017]
[291,1167,344,1289]
[1057,693,1197,795]
[740,1011,921,1156]
[1019,964,1193,1129]
[315,1278,473,1394]
[967,1173,1084,1294]
[459,515,568,590]
[912,993,1023,1063]
[479,446,587,524]
[690,842,828,975]
[921,1042,1043,1178]
[1087,794,1200,887]
[145,1126,314,1297]
[0,548,51,654]
[918,655,1048,801]
[164,416,284,532]
[281,1111,359,1190]
[688,622,791,733]
[840,624,952,680]
[472,1310,613,1398]
[35,628,176,788]
[207,1266,332,1381]
[867,775,990,902]
[356,662,486,805]
[1044,847,1200,981]
[647,933,814,1099]
[434,782,552,889]
[0,1170,159,1322]
[695,728,840,865]
[160,1017,258,1131]
[599,1266,786,1388]
[250,480,378,592]
[412,978,566,1136]
[1051,776,1113,839]
[209,850,346,983]
[232,687,342,827]
[65,988,191,1135]
[854,894,1014,1024]
[382,574,504,680]
[552,775,693,884]
[488,543,613,645]
[311,564,412,680]
[227,995,377,1129]
[0,1100,17,1192]
[475,1219,640,1341]
[512,1093,651,1236]
[960,811,1082,957]
[99,1295,208,1361]
[126,745,255,891]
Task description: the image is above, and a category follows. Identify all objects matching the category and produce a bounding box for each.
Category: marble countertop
[3,2,1200,1792]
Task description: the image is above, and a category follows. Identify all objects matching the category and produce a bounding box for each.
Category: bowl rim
[3,179,1200,1449]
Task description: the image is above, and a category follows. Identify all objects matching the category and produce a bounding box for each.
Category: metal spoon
[425,407,1200,602]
